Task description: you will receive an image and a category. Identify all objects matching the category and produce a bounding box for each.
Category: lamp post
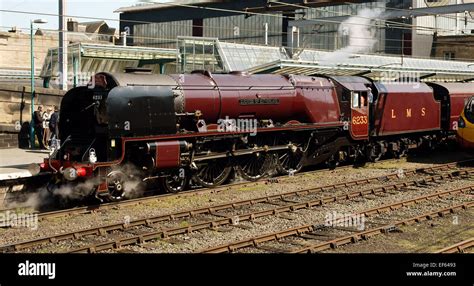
[30,19,48,149]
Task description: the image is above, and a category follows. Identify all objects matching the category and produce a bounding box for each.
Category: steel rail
[66,172,473,254]
[2,159,466,221]
[435,238,474,253]
[200,193,474,253]
[0,165,470,253]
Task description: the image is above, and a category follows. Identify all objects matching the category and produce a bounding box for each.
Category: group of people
[32,105,59,150]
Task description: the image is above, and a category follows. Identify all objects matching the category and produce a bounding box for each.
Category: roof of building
[115,0,224,13]
[79,21,108,33]
[217,40,474,82]
[115,0,361,13]
[40,43,177,78]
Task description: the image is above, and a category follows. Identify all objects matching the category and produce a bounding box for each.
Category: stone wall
[434,35,474,61]
[0,84,65,148]
[0,29,115,71]
[0,31,58,71]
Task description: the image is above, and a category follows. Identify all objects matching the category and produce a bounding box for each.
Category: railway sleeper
[326,226,360,232]
[299,233,335,241]
[256,245,286,253]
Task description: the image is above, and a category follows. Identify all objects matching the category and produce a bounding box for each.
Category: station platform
[0,148,49,180]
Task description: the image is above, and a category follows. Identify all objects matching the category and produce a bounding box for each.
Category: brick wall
[434,35,474,61]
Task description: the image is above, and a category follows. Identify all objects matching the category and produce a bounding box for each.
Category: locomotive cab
[330,76,372,140]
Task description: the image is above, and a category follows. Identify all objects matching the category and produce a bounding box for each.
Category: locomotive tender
[40,70,474,201]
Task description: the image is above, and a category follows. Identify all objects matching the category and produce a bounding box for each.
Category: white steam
[4,189,52,210]
[54,177,101,200]
[4,178,99,210]
[319,8,384,66]
[114,163,147,199]
[5,163,147,210]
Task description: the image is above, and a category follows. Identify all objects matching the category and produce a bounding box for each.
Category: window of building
[443,52,455,60]
[192,19,203,37]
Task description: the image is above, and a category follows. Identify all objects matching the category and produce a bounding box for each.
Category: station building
[116,0,474,58]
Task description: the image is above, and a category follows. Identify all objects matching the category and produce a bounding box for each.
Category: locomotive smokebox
[107,86,177,137]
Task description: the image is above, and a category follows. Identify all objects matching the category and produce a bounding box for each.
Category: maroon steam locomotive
[40,70,474,201]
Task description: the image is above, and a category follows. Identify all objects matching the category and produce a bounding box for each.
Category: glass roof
[218,43,474,82]
[218,42,288,72]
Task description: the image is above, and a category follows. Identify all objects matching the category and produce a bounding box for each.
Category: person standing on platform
[33,106,46,149]
[49,105,60,146]
[42,107,52,148]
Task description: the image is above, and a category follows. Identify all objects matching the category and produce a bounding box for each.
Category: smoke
[114,163,147,199]
[319,8,384,66]
[54,178,100,200]
[4,163,147,210]
[4,189,52,210]
[53,164,146,201]
[4,178,100,210]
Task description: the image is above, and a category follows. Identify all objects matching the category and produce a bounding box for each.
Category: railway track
[1,163,471,253]
[199,195,474,253]
[435,238,474,253]
[0,162,337,213]
[0,162,360,216]
[1,159,470,222]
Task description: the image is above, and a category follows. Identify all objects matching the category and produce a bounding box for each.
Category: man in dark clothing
[33,106,46,149]
[49,105,59,141]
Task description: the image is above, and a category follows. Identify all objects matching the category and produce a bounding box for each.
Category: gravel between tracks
[119,176,473,253]
[322,207,474,253]
[1,150,473,253]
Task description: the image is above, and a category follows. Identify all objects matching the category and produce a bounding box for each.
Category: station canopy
[40,43,176,87]
[40,37,474,86]
[217,41,474,82]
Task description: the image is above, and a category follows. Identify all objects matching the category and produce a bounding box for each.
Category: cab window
[352,92,359,108]
[352,91,368,108]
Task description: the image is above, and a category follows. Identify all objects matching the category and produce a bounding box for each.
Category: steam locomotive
[40,70,474,201]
